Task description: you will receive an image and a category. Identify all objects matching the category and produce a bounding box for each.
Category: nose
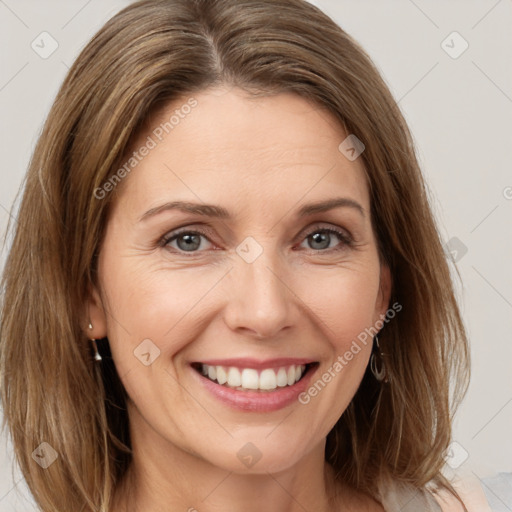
[222,249,297,340]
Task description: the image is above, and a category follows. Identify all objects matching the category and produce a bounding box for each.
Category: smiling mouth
[191,362,318,392]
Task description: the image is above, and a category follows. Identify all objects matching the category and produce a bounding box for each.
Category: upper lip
[192,358,317,370]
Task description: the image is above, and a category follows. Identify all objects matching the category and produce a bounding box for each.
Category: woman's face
[89,87,391,474]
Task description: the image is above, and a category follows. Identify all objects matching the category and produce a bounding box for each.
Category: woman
[0,0,482,510]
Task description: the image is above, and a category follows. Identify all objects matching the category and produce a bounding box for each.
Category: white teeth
[287,366,295,386]
[241,369,259,389]
[295,365,302,383]
[259,369,277,390]
[216,366,227,385]
[227,367,241,387]
[276,367,288,387]
[199,363,309,391]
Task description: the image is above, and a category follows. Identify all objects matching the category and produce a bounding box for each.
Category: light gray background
[0,0,511,510]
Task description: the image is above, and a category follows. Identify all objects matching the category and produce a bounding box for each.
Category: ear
[84,282,108,339]
[375,263,392,320]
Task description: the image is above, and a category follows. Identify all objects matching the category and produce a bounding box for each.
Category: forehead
[111,87,370,218]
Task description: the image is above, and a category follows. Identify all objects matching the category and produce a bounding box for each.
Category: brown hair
[0,0,470,510]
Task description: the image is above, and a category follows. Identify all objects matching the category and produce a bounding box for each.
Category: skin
[87,86,391,512]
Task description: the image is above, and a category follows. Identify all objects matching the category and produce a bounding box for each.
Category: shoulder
[432,473,493,512]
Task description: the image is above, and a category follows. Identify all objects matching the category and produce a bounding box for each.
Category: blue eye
[160,225,352,254]
[162,230,213,252]
[301,227,352,251]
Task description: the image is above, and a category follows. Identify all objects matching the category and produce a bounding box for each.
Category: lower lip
[191,365,318,412]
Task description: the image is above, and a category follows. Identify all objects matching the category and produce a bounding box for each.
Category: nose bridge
[224,238,294,338]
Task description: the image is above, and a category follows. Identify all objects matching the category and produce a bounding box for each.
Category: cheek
[99,256,226,362]
[101,250,381,362]
[291,271,379,442]
[297,263,381,345]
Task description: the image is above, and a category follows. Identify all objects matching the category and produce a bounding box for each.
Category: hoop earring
[370,334,389,383]
[88,322,102,362]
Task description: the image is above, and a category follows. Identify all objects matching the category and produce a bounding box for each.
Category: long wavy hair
[0,0,470,510]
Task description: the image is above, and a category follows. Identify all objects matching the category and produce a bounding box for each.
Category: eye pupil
[177,234,201,251]
[309,232,330,250]
[166,228,346,254]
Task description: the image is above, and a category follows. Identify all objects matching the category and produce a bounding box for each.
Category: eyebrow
[139,197,365,222]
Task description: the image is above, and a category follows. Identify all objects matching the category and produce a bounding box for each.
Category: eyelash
[158,224,354,255]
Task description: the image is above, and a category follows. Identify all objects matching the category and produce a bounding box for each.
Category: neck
[111,402,351,512]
